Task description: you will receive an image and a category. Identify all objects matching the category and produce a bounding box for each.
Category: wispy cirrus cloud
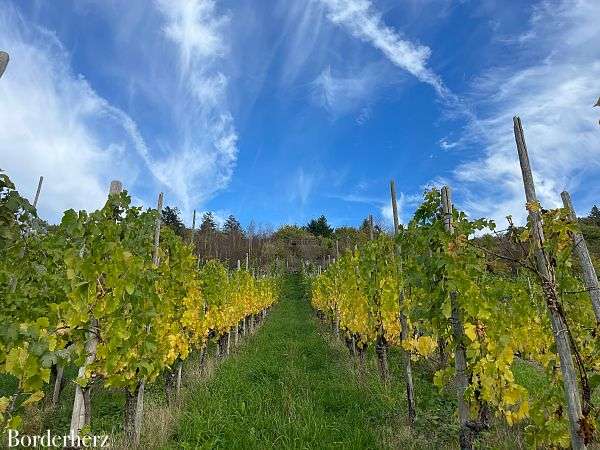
[0,4,150,221]
[318,0,448,96]
[151,0,238,214]
[0,0,239,223]
[453,0,600,225]
[288,168,316,206]
[156,0,227,71]
[328,189,421,225]
[439,138,458,150]
[311,64,384,119]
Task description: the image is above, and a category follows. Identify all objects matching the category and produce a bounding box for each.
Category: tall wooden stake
[514,116,586,450]
[368,214,374,240]
[125,191,162,445]
[33,176,43,208]
[109,180,123,195]
[152,193,163,266]
[70,181,122,435]
[441,186,473,449]
[391,180,416,423]
[191,210,196,244]
[561,191,600,323]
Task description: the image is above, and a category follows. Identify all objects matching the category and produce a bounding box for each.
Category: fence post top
[109,180,123,195]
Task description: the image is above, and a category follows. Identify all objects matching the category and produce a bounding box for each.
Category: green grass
[165,274,528,449]
[169,274,389,448]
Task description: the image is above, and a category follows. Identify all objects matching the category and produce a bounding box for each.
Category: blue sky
[1,0,598,231]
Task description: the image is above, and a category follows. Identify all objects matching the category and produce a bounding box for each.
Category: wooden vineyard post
[226,328,231,355]
[125,191,163,445]
[191,210,196,242]
[561,191,600,323]
[152,193,163,266]
[50,365,64,408]
[513,117,586,449]
[333,306,340,339]
[33,175,43,208]
[70,181,122,435]
[390,180,416,423]
[441,186,473,449]
[109,180,123,196]
[234,250,240,347]
[369,214,374,240]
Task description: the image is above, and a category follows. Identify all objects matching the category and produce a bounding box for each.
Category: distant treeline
[163,205,600,274]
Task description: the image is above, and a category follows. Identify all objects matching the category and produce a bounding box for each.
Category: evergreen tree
[161,206,185,237]
[223,215,243,236]
[200,212,217,233]
[305,215,334,238]
[589,205,600,224]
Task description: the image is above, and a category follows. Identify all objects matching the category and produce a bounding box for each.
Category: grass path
[167,274,528,449]
[168,274,407,449]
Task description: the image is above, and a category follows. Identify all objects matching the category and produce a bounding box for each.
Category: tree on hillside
[305,215,334,238]
[359,217,382,238]
[589,205,600,224]
[200,212,217,233]
[196,212,218,261]
[223,215,243,236]
[263,225,322,270]
[334,226,361,254]
[162,206,185,238]
[223,214,245,265]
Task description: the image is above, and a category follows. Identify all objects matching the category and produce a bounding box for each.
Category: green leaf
[441,300,451,319]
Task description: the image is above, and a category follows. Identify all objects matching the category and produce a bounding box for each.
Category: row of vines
[0,172,278,444]
[310,118,600,449]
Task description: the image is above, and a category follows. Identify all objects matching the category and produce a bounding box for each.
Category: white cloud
[439,138,458,150]
[289,168,315,206]
[312,65,380,117]
[0,5,150,221]
[0,1,240,223]
[319,0,448,96]
[355,106,372,125]
[277,0,330,85]
[329,189,413,225]
[156,0,228,72]
[453,0,600,225]
[152,0,238,214]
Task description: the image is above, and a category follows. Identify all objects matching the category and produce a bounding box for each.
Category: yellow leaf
[503,386,522,406]
[21,390,44,406]
[464,323,477,341]
[526,201,541,213]
[415,336,437,357]
[0,397,9,414]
